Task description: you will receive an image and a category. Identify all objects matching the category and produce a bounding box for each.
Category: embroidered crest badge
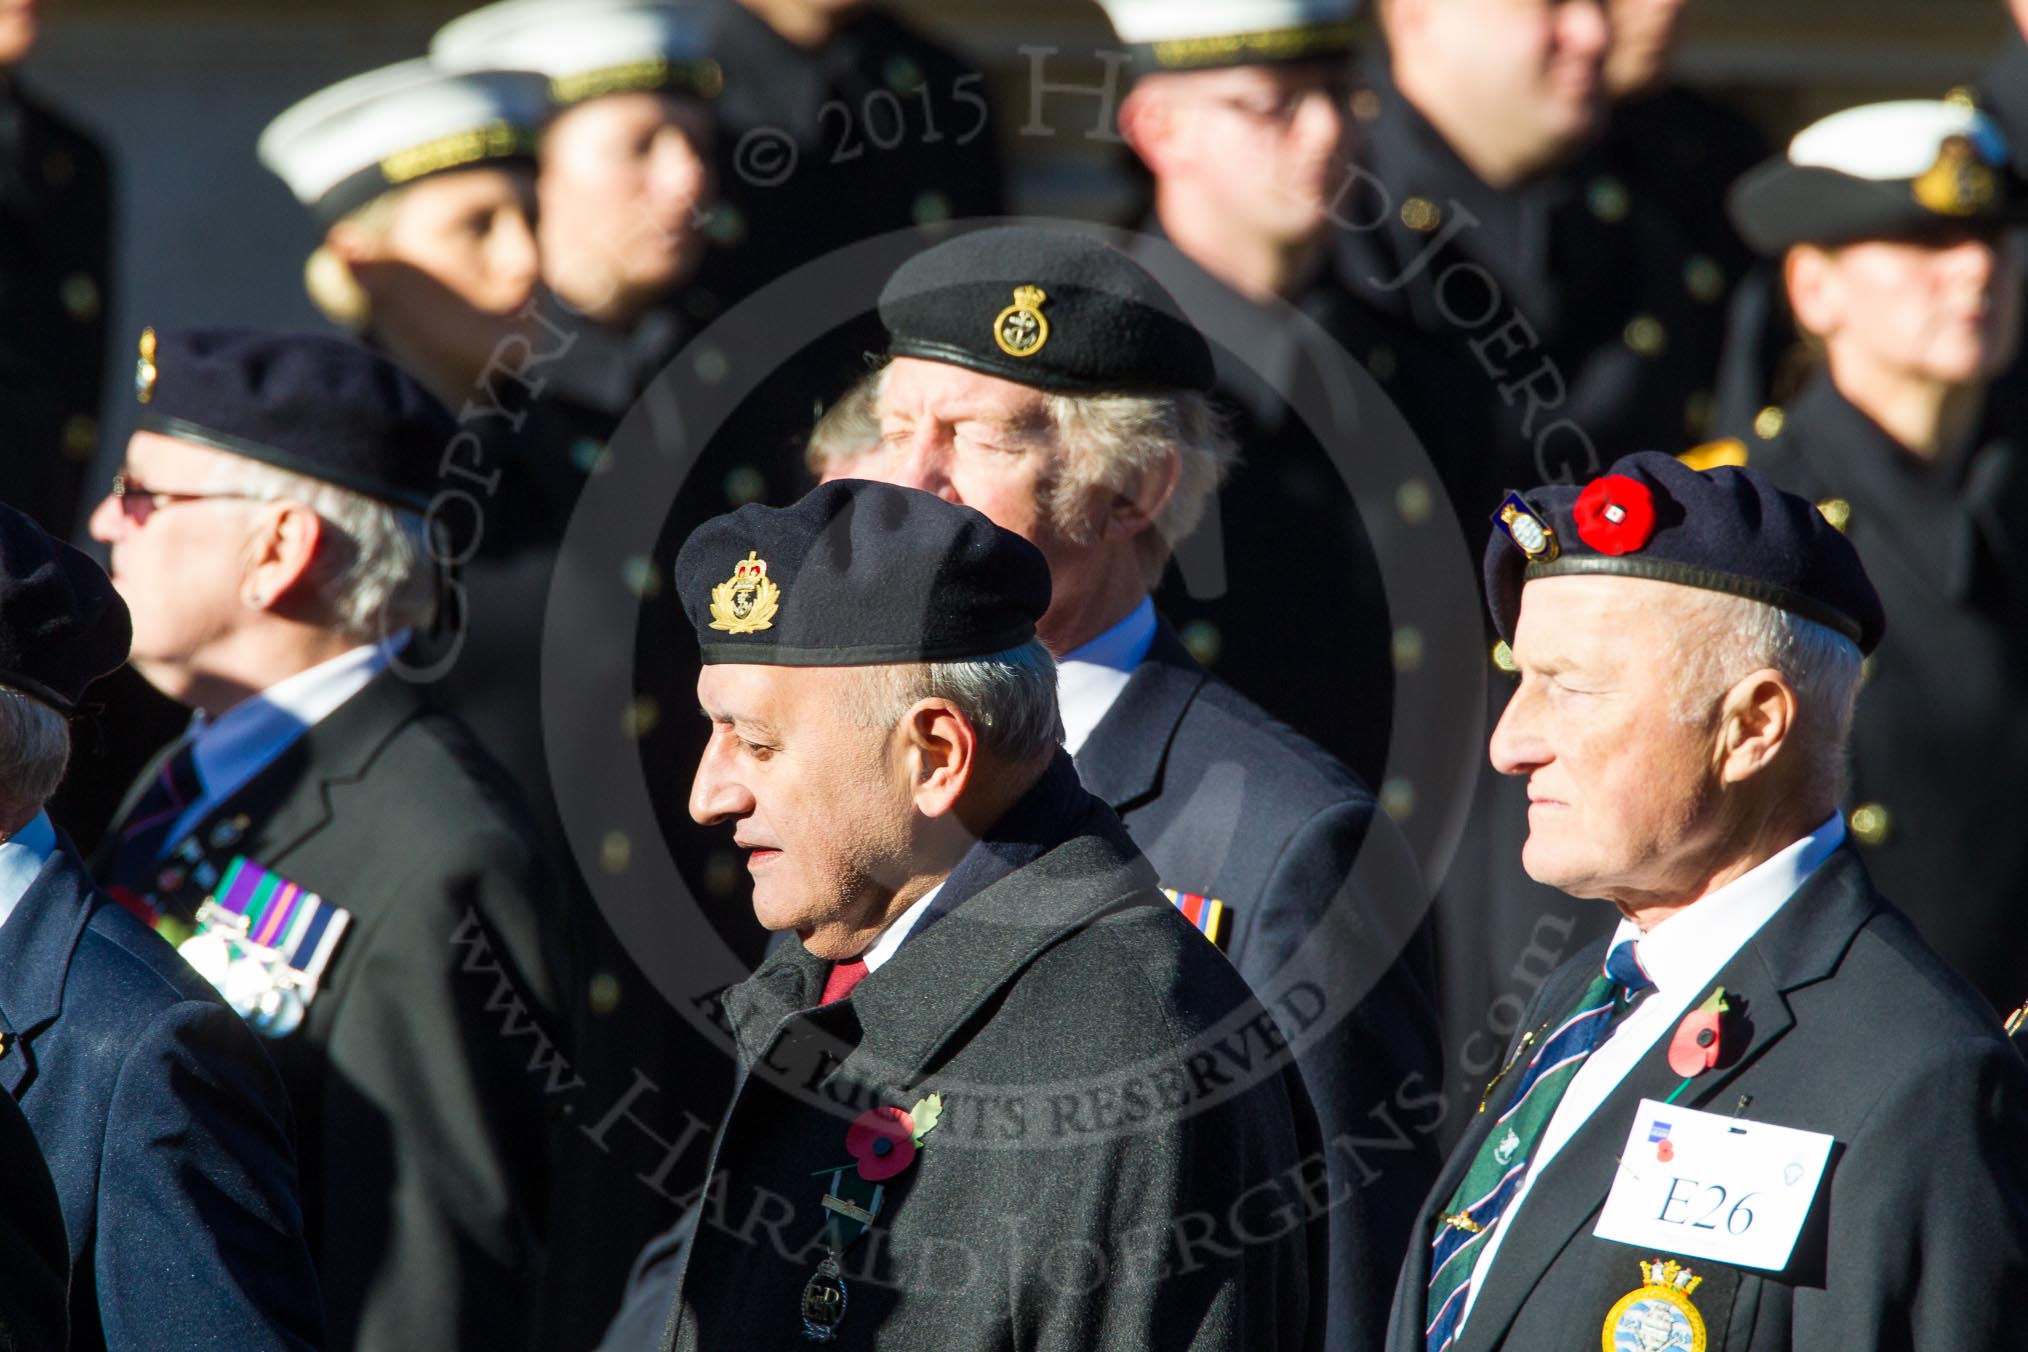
[708,550,781,634]
[1494,491,1560,562]
[135,327,159,404]
[993,285,1050,358]
[1602,1259,1707,1352]
[1912,134,1997,217]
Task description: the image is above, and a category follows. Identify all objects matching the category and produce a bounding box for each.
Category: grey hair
[1670,591,1864,795]
[804,371,882,480]
[202,458,437,641]
[0,685,71,820]
[846,638,1064,764]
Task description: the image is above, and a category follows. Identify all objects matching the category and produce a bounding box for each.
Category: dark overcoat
[2,837,321,1349]
[96,671,566,1351]
[0,1055,69,1352]
[1384,847,2028,1350]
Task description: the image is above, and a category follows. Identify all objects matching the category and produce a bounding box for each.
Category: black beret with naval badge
[675,479,1051,667]
[132,327,457,515]
[1485,450,1885,655]
[0,499,131,715]
[878,225,1217,395]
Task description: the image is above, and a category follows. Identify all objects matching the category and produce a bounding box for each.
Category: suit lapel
[0,842,100,1095]
[1453,850,1878,1351]
[1072,617,1208,813]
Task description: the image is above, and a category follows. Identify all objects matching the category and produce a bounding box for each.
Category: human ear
[902,698,977,818]
[1715,668,1796,785]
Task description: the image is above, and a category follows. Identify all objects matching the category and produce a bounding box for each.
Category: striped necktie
[103,740,203,893]
[1424,940,1651,1351]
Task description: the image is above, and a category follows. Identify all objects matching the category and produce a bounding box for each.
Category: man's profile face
[1793,229,2024,391]
[1488,574,1721,903]
[539,92,714,302]
[690,662,918,951]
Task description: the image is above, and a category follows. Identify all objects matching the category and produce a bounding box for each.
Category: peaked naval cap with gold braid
[878,225,1217,394]
[1484,451,1885,655]
[675,481,1051,667]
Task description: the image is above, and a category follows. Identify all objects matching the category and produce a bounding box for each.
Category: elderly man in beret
[86,329,565,1351]
[1387,453,2028,1351]
[0,499,321,1348]
[812,223,1441,1352]
[606,478,1323,1349]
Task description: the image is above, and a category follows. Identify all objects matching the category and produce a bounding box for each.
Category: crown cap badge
[135,327,159,404]
[1912,134,1998,217]
[993,285,1051,358]
[708,550,781,634]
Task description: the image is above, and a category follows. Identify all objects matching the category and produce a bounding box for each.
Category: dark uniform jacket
[1075,618,1442,1352]
[1723,374,2028,1011]
[97,670,566,1351]
[1984,29,2028,175]
[1384,846,2028,1350]
[659,755,1325,1350]
[3,834,321,1350]
[0,1059,69,1352]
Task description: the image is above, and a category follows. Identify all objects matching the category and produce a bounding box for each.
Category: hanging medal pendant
[801,1252,848,1342]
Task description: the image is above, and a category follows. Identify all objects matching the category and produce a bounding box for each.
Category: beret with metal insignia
[1484,451,1885,655]
[432,0,723,108]
[1728,99,2028,254]
[258,60,549,228]
[675,480,1051,667]
[1096,0,1366,73]
[0,499,130,714]
[879,226,1217,394]
[132,328,457,515]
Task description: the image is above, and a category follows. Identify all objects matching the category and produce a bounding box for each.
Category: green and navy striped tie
[1424,941,1649,1351]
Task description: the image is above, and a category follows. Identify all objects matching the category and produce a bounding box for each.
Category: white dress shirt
[1458,812,1847,1329]
[0,811,57,932]
[1056,596,1157,755]
[161,636,404,850]
[862,882,945,974]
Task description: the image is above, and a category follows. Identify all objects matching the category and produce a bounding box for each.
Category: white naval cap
[1095,0,1363,71]
[1729,98,2025,254]
[431,0,721,107]
[259,59,549,226]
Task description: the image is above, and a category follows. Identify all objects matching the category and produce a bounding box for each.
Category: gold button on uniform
[1753,406,1786,440]
[1622,314,1666,358]
[1850,802,1894,846]
[1587,176,1630,224]
[1400,197,1442,233]
[61,273,101,322]
[62,414,98,459]
[1816,497,1852,533]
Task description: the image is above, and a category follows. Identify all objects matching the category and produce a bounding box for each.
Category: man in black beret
[0,498,322,1349]
[84,328,567,1351]
[1697,99,2028,1015]
[1385,452,2028,1351]
[603,478,1324,1350]
[812,223,1440,1352]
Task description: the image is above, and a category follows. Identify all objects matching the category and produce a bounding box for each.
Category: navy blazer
[1075,619,1444,1352]
[0,836,323,1350]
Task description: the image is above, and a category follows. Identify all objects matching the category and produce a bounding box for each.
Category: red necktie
[820,959,869,1005]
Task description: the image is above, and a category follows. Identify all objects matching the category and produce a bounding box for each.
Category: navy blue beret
[0,500,130,714]
[134,328,457,513]
[1485,451,1885,654]
[879,226,1216,394]
[675,480,1051,666]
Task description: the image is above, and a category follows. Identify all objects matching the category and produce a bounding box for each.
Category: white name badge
[1593,1098,1834,1272]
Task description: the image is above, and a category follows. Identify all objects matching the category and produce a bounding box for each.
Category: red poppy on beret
[1573,475,1657,555]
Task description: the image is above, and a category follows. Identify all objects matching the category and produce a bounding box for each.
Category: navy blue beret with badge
[1729,99,2028,254]
[879,226,1217,395]
[0,499,131,714]
[133,327,456,514]
[1485,451,1885,654]
[675,480,1051,667]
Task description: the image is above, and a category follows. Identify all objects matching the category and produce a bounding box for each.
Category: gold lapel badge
[1602,1259,1707,1352]
[993,285,1051,358]
[135,327,159,404]
[1912,134,1998,217]
[708,550,781,634]
[1495,492,1560,562]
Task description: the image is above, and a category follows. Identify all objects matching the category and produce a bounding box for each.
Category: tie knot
[1605,940,1651,995]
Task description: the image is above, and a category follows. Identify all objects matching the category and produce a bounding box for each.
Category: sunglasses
[109,471,263,526]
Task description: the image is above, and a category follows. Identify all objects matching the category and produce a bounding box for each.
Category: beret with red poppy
[1484,450,1885,654]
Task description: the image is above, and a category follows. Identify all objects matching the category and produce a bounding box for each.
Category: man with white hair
[1387,452,2028,1351]
[1707,100,2028,1012]
[818,224,1442,1352]
[88,329,565,1351]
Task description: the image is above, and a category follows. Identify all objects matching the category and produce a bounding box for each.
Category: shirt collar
[1056,596,1157,754]
[862,881,944,974]
[0,811,57,931]
[1608,812,1847,999]
[187,636,403,799]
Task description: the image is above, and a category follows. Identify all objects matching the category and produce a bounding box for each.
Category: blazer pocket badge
[173,856,352,1039]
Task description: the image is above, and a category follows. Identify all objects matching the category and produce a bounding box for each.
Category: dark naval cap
[1485,451,1885,655]
[879,226,1216,395]
[675,480,1051,667]
[0,501,131,715]
[1729,99,2028,254]
[133,327,457,514]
